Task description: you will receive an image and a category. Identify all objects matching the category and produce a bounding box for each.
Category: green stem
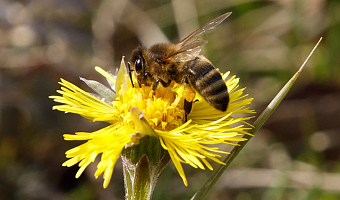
[121,136,171,200]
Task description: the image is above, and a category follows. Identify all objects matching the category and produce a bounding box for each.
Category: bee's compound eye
[134,55,144,74]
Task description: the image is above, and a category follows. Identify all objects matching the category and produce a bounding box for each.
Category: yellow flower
[50,57,255,188]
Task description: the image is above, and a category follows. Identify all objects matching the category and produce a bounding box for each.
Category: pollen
[182,84,196,102]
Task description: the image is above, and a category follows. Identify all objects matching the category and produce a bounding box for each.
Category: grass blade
[191,37,322,200]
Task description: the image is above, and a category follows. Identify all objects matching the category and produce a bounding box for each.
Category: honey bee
[129,12,231,115]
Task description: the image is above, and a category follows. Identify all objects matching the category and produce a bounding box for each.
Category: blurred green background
[0,0,339,199]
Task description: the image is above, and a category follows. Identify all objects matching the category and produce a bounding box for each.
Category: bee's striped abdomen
[184,57,229,111]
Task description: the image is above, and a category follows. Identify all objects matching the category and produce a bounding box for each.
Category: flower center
[115,82,186,131]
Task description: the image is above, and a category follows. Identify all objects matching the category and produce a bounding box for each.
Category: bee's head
[130,46,146,74]
[130,46,147,86]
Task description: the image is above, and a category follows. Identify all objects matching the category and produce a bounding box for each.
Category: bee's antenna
[127,62,135,87]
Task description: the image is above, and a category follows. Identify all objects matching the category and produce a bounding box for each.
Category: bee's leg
[152,78,171,91]
[184,100,192,121]
[182,76,195,120]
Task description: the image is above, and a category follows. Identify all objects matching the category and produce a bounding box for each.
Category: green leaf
[191,37,322,200]
[133,155,151,200]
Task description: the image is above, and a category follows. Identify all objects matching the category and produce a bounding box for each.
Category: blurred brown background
[0,0,339,199]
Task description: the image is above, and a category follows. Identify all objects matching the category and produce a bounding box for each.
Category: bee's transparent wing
[171,41,207,62]
[167,12,231,62]
[177,12,231,47]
